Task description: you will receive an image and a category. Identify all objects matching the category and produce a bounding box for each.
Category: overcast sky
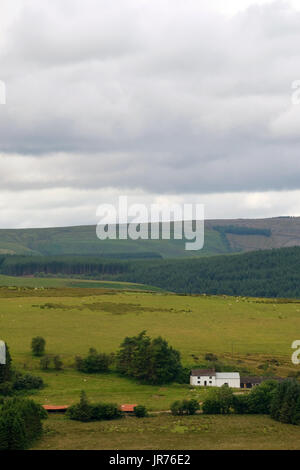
[1,0,300,228]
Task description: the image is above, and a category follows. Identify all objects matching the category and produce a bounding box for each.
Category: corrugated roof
[190,369,216,377]
[216,372,240,379]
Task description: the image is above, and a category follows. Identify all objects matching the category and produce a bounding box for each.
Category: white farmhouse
[190,369,240,388]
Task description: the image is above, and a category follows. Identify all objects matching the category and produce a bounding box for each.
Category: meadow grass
[1,283,300,449]
[0,285,299,409]
[0,274,161,291]
[33,413,300,450]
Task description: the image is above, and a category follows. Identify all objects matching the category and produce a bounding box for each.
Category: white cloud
[1,1,300,226]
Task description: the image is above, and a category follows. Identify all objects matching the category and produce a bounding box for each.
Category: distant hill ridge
[0,216,300,258]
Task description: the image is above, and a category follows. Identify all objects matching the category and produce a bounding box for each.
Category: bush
[134,405,148,418]
[13,372,44,391]
[53,355,63,371]
[171,400,185,416]
[247,380,277,414]
[171,399,200,416]
[202,398,222,414]
[31,337,46,357]
[270,379,300,425]
[75,349,112,374]
[40,355,51,370]
[202,385,234,414]
[176,367,191,384]
[232,394,250,414]
[184,399,200,415]
[67,391,92,422]
[0,381,13,396]
[0,408,26,450]
[66,391,123,422]
[0,397,47,450]
[91,403,123,421]
[205,353,218,362]
[232,381,278,415]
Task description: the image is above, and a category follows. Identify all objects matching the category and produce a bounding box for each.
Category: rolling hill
[0,216,300,258]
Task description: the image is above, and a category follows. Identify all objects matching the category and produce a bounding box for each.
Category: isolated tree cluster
[116,330,183,385]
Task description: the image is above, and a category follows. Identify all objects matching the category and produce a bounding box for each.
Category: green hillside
[0,274,162,292]
[115,246,300,298]
[1,216,300,258]
[0,224,226,258]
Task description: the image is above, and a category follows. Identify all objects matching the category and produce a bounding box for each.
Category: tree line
[2,246,300,298]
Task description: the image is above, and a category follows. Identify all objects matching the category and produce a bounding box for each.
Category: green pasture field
[1,282,300,407]
[34,413,300,450]
[1,280,300,449]
[0,274,161,291]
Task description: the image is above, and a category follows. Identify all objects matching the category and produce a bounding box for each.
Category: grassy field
[1,285,300,405]
[33,413,300,450]
[1,282,300,449]
[0,274,162,291]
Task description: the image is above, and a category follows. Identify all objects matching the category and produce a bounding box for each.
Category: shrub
[0,381,13,396]
[66,391,122,422]
[202,385,234,414]
[232,394,250,414]
[0,397,47,450]
[171,399,200,416]
[205,353,218,362]
[13,372,44,391]
[40,355,51,370]
[184,398,200,415]
[0,408,26,450]
[67,391,92,422]
[270,379,300,425]
[171,400,185,416]
[75,349,112,373]
[202,398,222,414]
[31,337,46,357]
[91,403,123,421]
[134,405,148,418]
[176,367,191,384]
[247,380,277,414]
[53,355,63,371]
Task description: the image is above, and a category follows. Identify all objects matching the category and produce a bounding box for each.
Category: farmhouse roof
[190,369,216,377]
[216,372,240,379]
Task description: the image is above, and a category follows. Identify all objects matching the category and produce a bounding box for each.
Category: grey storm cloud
[1,0,300,197]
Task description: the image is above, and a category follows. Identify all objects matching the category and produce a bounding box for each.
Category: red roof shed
[120,404,138,413]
